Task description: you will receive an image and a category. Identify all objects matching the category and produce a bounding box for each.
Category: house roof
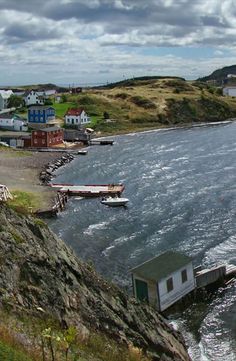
[24,89,37,97]
[0,113,12,119]
[0,90,13,99]
[28,106,54,110]
[0,113,25,121]
[37,126,62,132]
[131,251,192,282]
[65,108,84,116]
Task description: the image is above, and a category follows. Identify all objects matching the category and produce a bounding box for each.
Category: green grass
[53,102,75,118]
[0,340,34,361]
[8,191,40,214]
[0,307,152,361]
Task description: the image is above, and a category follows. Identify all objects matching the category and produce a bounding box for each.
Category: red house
[31,126,64,148]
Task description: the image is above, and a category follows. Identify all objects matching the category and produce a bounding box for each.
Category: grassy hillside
[59,77,236,134]
[198,65,236,84]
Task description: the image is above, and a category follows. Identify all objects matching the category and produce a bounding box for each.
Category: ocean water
[49,123,236,360]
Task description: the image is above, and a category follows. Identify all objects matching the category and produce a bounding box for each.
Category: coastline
[0,118,234,211]
[94,118,235,139]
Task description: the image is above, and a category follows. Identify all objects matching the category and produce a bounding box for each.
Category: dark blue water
[49,123,236,360]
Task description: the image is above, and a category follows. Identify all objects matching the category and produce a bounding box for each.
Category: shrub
[103,111,110,119]
[130,96,156,109]
[114,93,128,99]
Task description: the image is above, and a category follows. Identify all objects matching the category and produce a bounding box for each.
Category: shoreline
[0,118,234,212]
[94,118,235,139]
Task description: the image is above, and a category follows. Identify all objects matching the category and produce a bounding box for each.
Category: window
[42,139,45,144]
[166,277,173,293]
[34,139,37,144]
[181,269,188,283]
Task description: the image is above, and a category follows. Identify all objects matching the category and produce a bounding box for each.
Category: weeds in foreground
[0,311,151,361]
[7,190,40,214]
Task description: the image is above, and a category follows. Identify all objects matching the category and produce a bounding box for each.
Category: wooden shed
[131,251,195,312]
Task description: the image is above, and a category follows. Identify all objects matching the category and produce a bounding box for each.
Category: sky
[1,0,236,86]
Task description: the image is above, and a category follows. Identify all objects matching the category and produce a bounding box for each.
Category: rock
[0,204,190,361]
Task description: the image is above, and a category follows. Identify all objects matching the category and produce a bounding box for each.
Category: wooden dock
[195,263,236,290]
[50,183,124,197]
[90,140,114,146]
[34,192,68,218]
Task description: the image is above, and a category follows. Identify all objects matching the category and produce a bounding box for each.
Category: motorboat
[77,149,88,155]
[101,196,129,207]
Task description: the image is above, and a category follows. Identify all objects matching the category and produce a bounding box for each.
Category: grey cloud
[3,22,61,43]
[0,0,43,13]
[0,0,235,48]
[201,15,226,27]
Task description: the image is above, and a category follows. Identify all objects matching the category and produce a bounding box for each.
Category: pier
[50,183,125,197]
[89,139,114,146]
[34,192,68,218]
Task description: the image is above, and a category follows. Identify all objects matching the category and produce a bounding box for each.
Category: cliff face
[0,204,190,361]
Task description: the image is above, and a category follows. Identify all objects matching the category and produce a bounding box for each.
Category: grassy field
[11,77,236,135]
[55,78,236,134]
[52,101,75,118]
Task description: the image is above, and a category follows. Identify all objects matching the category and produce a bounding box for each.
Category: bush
[44,99,53,105]
[130,96,156,109]
[103,111,110,119]
[114,93,128,99]
[60,94,67,103]
[215,88,223,96]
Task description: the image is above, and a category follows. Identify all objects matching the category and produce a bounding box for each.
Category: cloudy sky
[1,0,236,86]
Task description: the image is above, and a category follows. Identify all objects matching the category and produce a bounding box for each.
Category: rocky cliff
[0,204,190,360]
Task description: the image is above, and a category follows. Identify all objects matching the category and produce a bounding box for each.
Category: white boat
[77,150,88,155]
[101,196,129,207]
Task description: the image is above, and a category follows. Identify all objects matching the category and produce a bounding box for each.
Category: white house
[55,95,61,103]
[24,90,44,106]
[0,90,13,110]
[223,86,236,97]
[64,108,90,126]
[131,251,195,312]
[0,113,28,132]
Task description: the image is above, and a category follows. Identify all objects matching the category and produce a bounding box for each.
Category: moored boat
[101,196,129,207]
[77,150,88,155]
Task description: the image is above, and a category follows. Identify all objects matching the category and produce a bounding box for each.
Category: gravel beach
[0,149,66,209]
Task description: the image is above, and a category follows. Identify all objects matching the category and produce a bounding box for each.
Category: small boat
[77,150,88,155]
[101,196,129,207]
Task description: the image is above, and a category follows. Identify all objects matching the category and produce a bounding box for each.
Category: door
[135,279,149,303]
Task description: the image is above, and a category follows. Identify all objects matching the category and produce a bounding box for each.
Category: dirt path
[0,150,64,209]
